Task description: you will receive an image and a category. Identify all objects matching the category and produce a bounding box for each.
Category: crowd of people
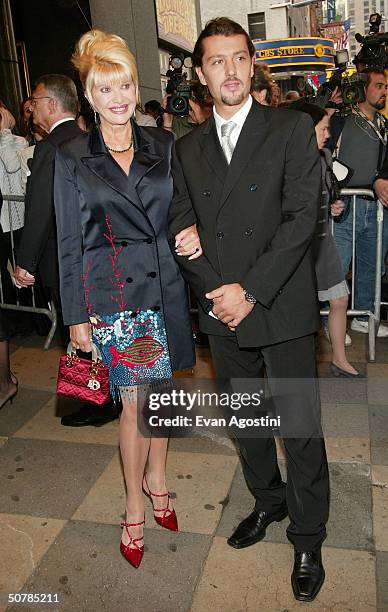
[1,15,388,604]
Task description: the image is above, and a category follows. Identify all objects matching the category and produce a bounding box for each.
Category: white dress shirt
[213,95,253,150]
[49,117,75,133]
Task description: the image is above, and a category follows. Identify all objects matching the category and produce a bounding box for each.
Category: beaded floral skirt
[90,309,172,402]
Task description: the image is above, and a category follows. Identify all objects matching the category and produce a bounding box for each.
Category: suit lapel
[200,117,228,183]
[219,102,269,212]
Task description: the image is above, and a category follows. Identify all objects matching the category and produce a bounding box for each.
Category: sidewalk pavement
[0,330,387,611]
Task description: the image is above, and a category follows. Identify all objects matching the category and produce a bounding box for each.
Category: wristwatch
[243,289,257,305]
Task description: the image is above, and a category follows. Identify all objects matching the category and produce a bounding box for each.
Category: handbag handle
[66,341,102,363]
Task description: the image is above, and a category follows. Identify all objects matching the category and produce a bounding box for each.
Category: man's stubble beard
[220,90,248,107]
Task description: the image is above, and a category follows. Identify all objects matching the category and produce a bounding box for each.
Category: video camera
[311,48,366,112]
[165,74,191,116]
[165,53,208,117]
[354,13,388,70]
[309,13,388,113]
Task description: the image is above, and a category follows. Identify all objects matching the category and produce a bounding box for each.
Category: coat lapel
[80,124,162,228]
[219,102,269,212]
[130,125,163,189]
[200,117,229,183]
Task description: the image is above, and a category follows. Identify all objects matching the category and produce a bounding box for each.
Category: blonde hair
[72,29,139,106]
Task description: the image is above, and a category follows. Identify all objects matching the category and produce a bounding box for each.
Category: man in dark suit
[169,18,329,602]
[15,74,81,294]
[14,74,117,427]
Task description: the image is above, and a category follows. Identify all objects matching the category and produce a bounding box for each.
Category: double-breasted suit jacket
[17,120,83,289]
[169,99,321,348]
[54,122,194,372]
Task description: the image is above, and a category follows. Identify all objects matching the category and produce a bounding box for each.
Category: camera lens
[172,96,188,114]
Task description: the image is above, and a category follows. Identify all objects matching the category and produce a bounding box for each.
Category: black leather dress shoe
[61,404,119,427]
[227,507,288,549]
[291,548,325,602]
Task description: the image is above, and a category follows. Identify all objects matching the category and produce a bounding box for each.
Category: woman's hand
[331,199,345,217]
[0,107,16,131]
[69,322,92,352]
[175,224,203,260]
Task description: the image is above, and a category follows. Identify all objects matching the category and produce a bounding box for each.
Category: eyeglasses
[30,96,52,107]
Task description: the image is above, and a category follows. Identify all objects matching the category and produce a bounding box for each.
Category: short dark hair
[34,74,79,115]
[288,99,326,126]
[360,67,387,89]
[193,17,255,68]
[251,65,273,104]
[144,100,163,114]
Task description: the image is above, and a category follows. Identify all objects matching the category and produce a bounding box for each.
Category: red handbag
[57,342,110,406]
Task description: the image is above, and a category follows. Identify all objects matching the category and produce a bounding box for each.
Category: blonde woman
[54,30,199,568]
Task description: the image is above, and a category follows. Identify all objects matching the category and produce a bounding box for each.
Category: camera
[354,13,388,70]
[165,70,192,116]
[308,13,388,112]
[341,73,367,105]
[309,49,366,113]
[165,53,206,117]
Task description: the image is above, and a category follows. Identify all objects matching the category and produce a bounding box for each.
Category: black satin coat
[54,122,195,371]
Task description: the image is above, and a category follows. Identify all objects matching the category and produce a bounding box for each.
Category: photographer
[162,81,213,138]
[328,68,388,337]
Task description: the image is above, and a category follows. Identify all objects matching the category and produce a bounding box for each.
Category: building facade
[339,0,388,62]
[200,0,311,40]
[1,0,201,116]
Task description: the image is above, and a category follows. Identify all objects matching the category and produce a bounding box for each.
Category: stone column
[89,0,161,104]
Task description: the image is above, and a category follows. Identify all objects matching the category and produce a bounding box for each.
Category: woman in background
[290,101,360,377]
[250,64,275,106]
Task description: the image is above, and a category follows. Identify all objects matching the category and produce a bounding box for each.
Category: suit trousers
[208,333,329,551]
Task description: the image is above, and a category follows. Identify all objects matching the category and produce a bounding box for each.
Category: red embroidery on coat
[109,337,164,368]
[103,214,127,311]
[82,259,94,314]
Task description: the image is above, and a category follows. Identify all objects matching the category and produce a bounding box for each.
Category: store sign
[155,0,198,52]
[254,38,335,72]
[258,46,312,59]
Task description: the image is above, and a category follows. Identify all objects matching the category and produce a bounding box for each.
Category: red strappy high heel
[143,474,178,532]
[120,519,145,568]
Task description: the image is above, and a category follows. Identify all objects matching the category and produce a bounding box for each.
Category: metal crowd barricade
[0,194,57,349]
[321,187,387,362]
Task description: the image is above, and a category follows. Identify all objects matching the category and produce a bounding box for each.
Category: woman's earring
[93,110,99,125]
